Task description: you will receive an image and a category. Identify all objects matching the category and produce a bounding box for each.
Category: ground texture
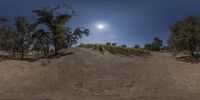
[0,48,200,100]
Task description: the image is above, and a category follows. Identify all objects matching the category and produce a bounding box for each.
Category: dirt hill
[0,48,200,100]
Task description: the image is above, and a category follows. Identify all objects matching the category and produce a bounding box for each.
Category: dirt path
[0,48,200,100]
[69,51,200,100]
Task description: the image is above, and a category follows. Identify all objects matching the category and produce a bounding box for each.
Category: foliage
[144,44,154,51]
[144,37,163,51]
[15,16,34,59]
[0,3,89,60]
[33,4,89,55]
[152,37,163,51]
[121,45,127,48]
[78,44,151,56]
[32,29,50,56]
[0,18,17,53]
[134,44,140,48]
[168,16,200,56]
[106,42,111,46]
[160,46,168,51]
[112,43,117,46]
[69,28,89,48]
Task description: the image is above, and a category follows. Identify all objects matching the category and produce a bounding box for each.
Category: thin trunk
[191,51,194,57]
[21,46,24,60]
[36,49,39,56]
[42,45,47,56]
[47,47,49,55]
[69,42,73,48]
[54,41,58,55]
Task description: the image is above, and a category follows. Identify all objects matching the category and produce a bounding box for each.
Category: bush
[106,42,111,46]
[112,43,117,46]
[121,45,127,48]
[134,44,140,48]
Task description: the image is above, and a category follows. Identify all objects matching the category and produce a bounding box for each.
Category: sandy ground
[0,48,200,100]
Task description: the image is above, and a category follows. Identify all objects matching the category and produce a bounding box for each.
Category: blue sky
[0,0,200,47]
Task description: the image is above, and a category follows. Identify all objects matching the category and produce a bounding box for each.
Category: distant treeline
[104,37,165,51]
[0,3,89,59]
[79,44,151,56]
[141,16,200,57]
[105,16,200,58]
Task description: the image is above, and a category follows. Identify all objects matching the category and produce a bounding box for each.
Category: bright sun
[97,24,105,30]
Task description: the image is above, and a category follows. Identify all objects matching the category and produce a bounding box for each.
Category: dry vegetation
[78,44,151,56]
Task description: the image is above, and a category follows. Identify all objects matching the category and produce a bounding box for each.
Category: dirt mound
[0,48,200,100]
[0,48,140,98]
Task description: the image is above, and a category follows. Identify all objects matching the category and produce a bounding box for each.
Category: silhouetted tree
[112,43,117,46]
[106,42,111,46]
[0,17,17,53]
[144,44,154,51]
[66,28,89,48]
[15,16,35,59]
[33,4,89,55]
[152,37,163,51]
[32,29,50,56]
[161,46,168,51]
[144,37,163,51]
[121,45,127,48]
[134,44,140,48]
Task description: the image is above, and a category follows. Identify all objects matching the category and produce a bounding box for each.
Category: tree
[168,16,200,56]
[67,27,89,48]
[106,42,111,46]
[121,45,127,48]
[33,4,89,55]
[15,16,34,59]
[112,43,117,46]
[32,29,50,56]
[134,44,140,48]
[152,37,163,51]
[144,37,163,51]
[0,17,17,54]
[144,44,154,51]
[161,46,168,51]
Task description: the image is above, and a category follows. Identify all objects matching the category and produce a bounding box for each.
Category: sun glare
[96,23,106,30]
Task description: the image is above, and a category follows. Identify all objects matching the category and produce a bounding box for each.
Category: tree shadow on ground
[176,56,200,63]
[47,51,74,59]
[0,51,74,62]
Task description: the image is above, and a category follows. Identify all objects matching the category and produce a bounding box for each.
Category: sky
[0,0,200,47]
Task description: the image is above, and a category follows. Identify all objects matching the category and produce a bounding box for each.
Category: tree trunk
[54,42,58,55]
[36,49,39,57]
[43,49,47,56]
[42,45,47,56]
[21,46,24,60]
[69,44,72,48]
[190,51,194,57]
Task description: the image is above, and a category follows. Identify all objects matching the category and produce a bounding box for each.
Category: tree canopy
[168,16,200,56]
[33,5,89,55]
[144,37,163,51]
[134,44,140,49]
[0,3,89,59]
